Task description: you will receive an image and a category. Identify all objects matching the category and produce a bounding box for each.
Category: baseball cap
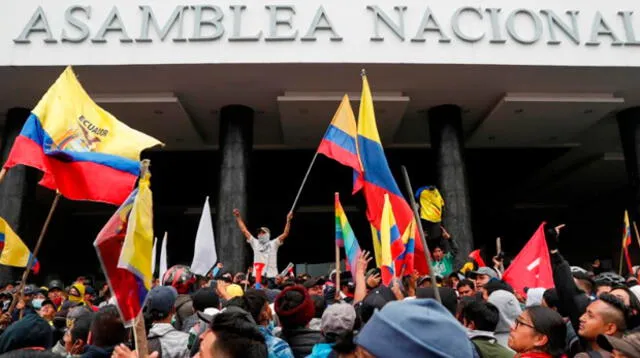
[303,277,326,289]
[598,333,640,357]
[469,267,498,279]
[321,303,356,335]
[145,286,178,318]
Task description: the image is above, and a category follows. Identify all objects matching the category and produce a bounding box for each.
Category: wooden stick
[400,166,441,304]
[335,241,341,301]
[8,191,61,316]
[633,222,640,253]
[133,312,149,358]
[0,168,7,185]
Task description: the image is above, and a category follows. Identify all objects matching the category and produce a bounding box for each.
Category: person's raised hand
[286,212,294,222]
[112,344,159,358]
[441,226,451,240]
[356,251,372,277]
[232,209,240,217]
[366,273,381,288]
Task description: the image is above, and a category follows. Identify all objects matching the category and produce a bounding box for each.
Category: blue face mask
[33,298,44,309]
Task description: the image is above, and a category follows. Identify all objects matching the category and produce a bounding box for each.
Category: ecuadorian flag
[335,193,362,278]
[4,66,163,205]
[0,218,39,274]
[380,194,401,285]
[94,168,153,326]
[356,75,428,274]
[317,95,363,193]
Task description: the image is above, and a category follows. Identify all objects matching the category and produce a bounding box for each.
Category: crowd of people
[0,224,640,357]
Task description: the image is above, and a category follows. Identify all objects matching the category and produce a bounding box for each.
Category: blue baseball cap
[145,286,178,318]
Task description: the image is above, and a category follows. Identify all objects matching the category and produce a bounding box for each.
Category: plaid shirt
[258,326,295,358]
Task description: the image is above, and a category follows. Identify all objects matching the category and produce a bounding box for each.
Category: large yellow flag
[117,168,154,292]
[0,218,39,273]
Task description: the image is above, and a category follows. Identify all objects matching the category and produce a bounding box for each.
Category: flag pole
[290,151,320,213]
[400,166,441,303]
[619,244,625,276]
[633,221,640,251]
[133,312,149,358]
[0,168,7,185]
[7,191,61,316]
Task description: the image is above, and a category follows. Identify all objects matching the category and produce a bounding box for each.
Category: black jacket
[279,328,323,358]
[80,345,116,358]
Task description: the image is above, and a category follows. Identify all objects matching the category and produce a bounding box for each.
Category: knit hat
[275,285,315,328]
[0,314,53,353]
[321,303,356,335]
[192,287,220,311]
[355,299,475,357]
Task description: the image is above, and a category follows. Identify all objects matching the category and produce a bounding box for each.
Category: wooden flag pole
[0,168,7,185]
[633,222,640,253]
[619,246,625,276]
[400,166,441,304]
[133,312,149,358]
[7,191,61,316]
[335,241,341,301]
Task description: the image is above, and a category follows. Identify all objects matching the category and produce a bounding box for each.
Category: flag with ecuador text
[94,168,154,326]
[355,75,428,274]
[317,95,363,193]
[335,193,362,279]
[4,66,163,205]
[0,218,39,274]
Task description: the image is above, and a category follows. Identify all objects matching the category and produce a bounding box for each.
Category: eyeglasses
[514,318,536,330]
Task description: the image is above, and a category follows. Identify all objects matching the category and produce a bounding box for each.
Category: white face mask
[258,233,270,244]
[33,298,44,309]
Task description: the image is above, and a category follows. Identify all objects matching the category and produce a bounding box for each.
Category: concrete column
[0,108,35,283]
[428,104,473,269]
[215,105,253,274]
[617,107,640,218]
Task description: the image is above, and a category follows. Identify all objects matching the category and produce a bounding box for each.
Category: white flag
[152,237,158,275]
[191,197,217,276]
[159,232,168,280]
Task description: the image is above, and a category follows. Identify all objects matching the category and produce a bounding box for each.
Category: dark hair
[71,313,94,343]
[527,306,567,357]
[210,308,267,358]
[311,295,325,319]
[457,279,475,291]
[241,290,269,324]
[461,301,500,332]
[89,305,126,348]
[331,331,356,355]
[598,293,629,331]
[483,279,514,296]
[611,285,640,329]
[542,289,560,310]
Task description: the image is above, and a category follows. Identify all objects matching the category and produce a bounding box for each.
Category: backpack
[147,337,163,358]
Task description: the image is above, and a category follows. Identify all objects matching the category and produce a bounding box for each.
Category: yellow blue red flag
[623,211,634,273]
[4,66,163,205]
[0,218,39,274]
[355,74,428,274]
[380,194,400,285]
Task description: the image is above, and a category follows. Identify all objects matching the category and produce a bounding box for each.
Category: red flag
[468,249,486,268]
[502,223,554,296]
[253,262,265,284]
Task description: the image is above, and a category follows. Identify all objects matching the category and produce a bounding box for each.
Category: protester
[52,313,93,358]
[48,280,65,308]
[470,267,499,291]
[274,285,322,358]
[162,265,197,331]
[597,331,640,357]
[487,289,523,348]
[308,303,357,358]
[309,295,326,331]
[355,299,475,357]
[458,279,476,298]
[234,209,293,283]
[0,313,53,354]
[83,287,98,312]
[80,305,126,358]
[225,289,294,358]
[508,306,567,358]
[304,278,325,297]
[144,286,190,358]
[197,306,268,358]
[578,293,628,355]
[459,300,515,358]
[430,227,458,277]
[39,299,57,324]
[181,287,220,334]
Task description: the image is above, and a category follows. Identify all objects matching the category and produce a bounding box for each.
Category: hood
[467,329,496,340]
[488,289,522,334]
